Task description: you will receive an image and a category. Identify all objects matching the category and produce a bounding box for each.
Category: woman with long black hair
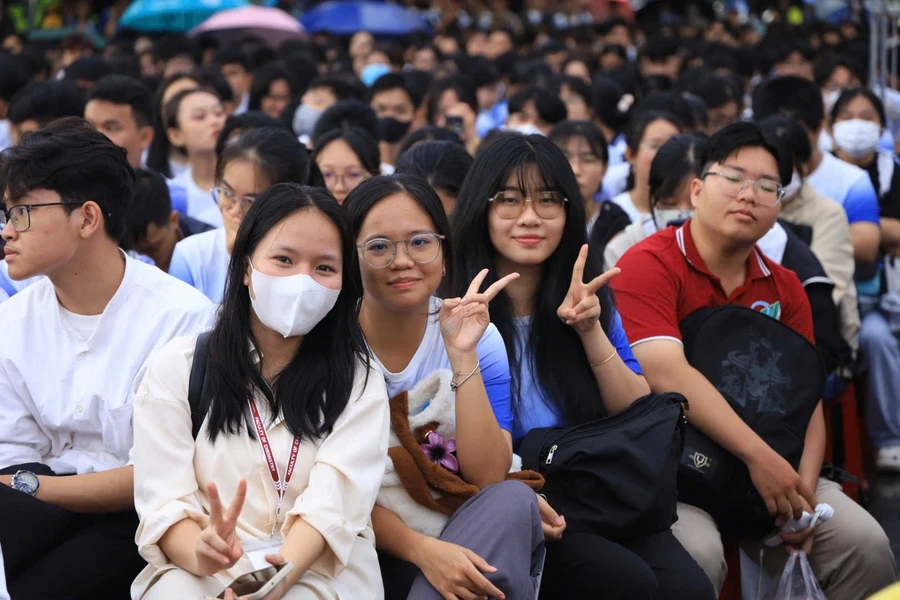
[132,183,389,599]
[452,132,715,600]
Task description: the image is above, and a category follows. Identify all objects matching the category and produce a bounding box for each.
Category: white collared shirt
[0,254,216,475]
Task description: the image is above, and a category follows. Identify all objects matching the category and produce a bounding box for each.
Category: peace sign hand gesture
[558,245,620,335]
[195,479,248,576]
[440,269,520,354]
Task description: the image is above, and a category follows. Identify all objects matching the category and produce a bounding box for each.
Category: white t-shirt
[611,191,643,223]
[59,307,102,341]
[806,152,881,225]
[168,228,230,303]
[369,297,514,432]
[171,169,224,228]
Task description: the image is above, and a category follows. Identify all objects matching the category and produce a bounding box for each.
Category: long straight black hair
[452,132,614,426]
[204,182,369,442]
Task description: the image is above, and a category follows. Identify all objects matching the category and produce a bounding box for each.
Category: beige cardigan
[131,335,390,599]
[780,180,860,355]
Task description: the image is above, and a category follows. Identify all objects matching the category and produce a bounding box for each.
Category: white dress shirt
[0,254,215,475]
[132,335,389,599]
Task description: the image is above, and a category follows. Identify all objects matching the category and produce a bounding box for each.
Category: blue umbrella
[301,1,431,36]
[120,0,250,32]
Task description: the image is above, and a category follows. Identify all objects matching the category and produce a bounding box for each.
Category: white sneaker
[876,445,900,472]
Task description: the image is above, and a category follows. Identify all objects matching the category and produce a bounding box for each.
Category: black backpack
[677,305,825,540]
[520,392,687,542]
[188,331,213,440]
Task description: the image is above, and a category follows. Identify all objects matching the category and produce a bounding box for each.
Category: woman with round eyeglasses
[313,127,380,204]
[168,127,310,303]
[344,175,543,600]
[452,132,713,600]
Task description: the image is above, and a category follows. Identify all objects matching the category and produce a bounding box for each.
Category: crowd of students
[1,4,900,600]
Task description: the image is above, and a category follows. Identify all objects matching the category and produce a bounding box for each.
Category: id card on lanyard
[248,398,301,539]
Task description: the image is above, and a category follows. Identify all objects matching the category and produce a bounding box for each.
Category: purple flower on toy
[420,431,459,473]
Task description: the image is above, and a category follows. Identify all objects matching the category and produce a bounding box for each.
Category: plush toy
[376,370,544,538]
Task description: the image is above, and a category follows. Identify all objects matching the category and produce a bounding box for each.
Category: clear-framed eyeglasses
[212,187,257,210]
[357,233,446,269]
[488,190,568,220]
[702,169,785,207]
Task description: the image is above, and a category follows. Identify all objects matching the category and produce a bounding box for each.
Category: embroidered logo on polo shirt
[751,300,781,321]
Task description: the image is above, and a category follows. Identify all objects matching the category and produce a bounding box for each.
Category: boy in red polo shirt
[612,122,894,599]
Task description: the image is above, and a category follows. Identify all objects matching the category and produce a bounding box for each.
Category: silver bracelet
[450,364,481,392]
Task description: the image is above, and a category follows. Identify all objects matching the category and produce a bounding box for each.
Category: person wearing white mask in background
[828,88,900,472]
[132,183,390,599]
[604,134,705,268]
[759,115,860,360]
[291,76,363,147]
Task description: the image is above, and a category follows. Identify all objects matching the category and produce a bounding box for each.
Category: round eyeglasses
[212,187,258,210]
[357,233,445,269]
[488,191,568,220]
[702,170,785,207]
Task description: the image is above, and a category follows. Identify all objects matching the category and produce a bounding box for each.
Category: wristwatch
[10,470,39,496]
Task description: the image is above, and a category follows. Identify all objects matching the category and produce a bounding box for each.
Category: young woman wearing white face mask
[830,88,900,257]
[132,183,390,600]
[604,134,706,269]
[829,89,900,471]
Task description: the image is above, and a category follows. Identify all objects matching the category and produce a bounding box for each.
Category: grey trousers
[407,481,544,600]
[859,307,900,448]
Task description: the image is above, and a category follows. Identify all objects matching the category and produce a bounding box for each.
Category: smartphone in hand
[445,115,464,135]
[204,563,295,600]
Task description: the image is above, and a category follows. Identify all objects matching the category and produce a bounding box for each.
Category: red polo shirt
[611,220,815,347]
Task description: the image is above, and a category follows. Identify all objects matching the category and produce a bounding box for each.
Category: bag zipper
[546,444,558,465]
[540,394,687,466]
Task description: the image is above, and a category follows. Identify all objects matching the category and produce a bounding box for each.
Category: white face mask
[249,262,341,338]
[508,122,545,136]
[653,208,693,231]
[292,104,322,138]
[832,119,881,159]
[782,170,802,201]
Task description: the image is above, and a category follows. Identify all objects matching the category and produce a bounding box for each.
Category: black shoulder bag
[677,305,825,539]
[520,392,688,542]
[188,331,213,441]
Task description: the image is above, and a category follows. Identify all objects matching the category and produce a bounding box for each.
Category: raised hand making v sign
[440,268,520,354]
[195,479,248,576]
[559,244,649,415]
[557,244,621,333]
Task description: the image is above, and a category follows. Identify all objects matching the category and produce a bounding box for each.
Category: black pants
[539,529,717,600]
[0,463,145,600]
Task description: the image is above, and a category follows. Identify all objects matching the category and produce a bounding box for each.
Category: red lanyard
[248,398,301,538]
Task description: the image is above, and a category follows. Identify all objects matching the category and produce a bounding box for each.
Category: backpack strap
[188,331,213,441]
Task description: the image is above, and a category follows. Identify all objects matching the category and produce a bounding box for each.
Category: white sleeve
[132,338,208,568]
[282,363,389,579]
[0,361,50,470]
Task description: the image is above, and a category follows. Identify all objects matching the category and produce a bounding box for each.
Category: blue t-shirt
[510,310,642,444]
[371,297,514,433]
[807,152,881,225]
[168,227,230,303]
